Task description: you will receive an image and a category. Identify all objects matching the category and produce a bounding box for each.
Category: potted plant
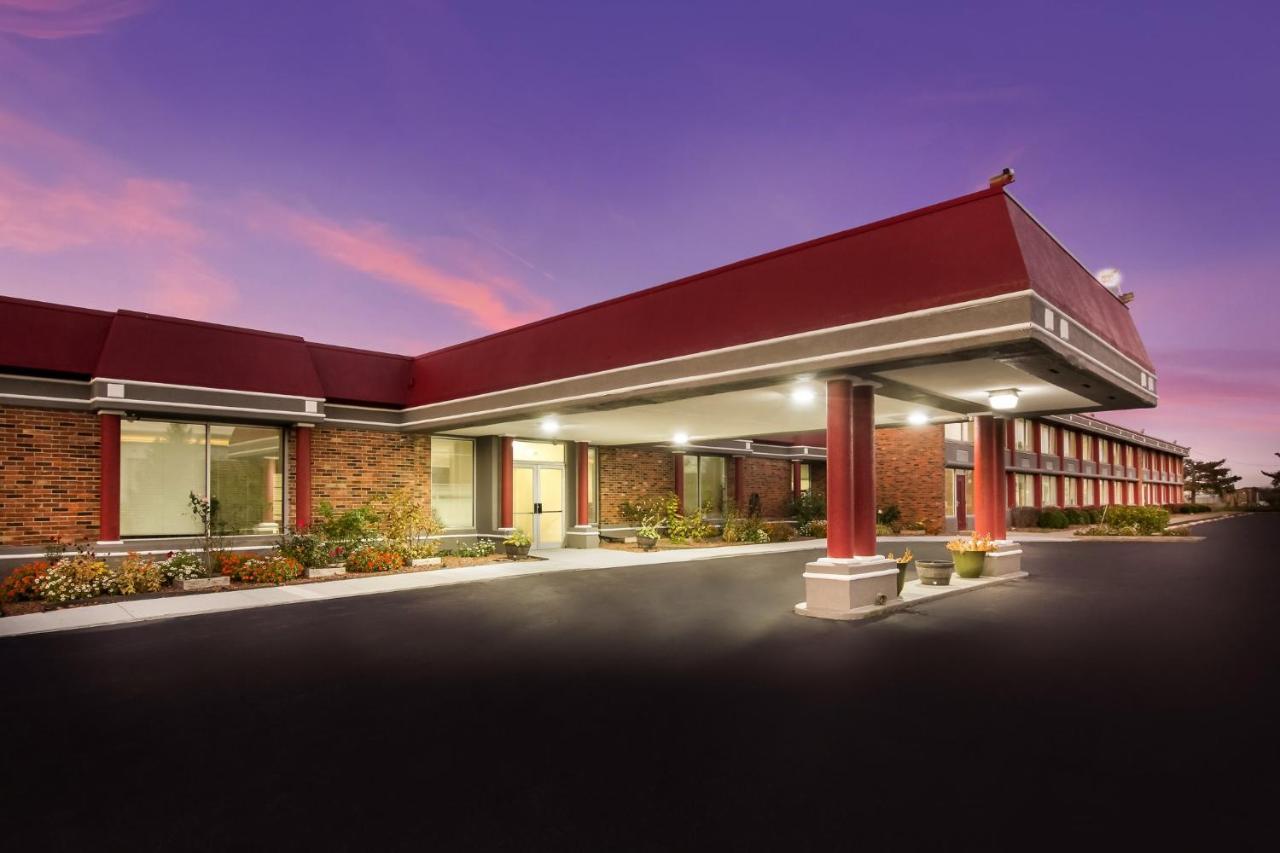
[945,533,996,578]
[886,548,913,595]
[503,528,531,559]
[636,517,660,551]
[915,558,954,586]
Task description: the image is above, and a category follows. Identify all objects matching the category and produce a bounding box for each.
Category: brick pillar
[500,436,514,529]
[294,425,312,531]
[99,413,121,542]
[576,442,590,527]
[851,383,877,557]
[672,452,685,507]
[825,379,853,558]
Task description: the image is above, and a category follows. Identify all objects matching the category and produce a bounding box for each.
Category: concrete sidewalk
[0,539,827,639]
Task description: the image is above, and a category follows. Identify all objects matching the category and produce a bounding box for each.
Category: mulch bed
[1,552,545,617]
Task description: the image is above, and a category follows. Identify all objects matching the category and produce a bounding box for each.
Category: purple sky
[1,1,1276,485]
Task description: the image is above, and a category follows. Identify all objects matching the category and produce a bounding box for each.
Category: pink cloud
[256,201,553,334]
[144,252,239,320]
[0,0,151,39]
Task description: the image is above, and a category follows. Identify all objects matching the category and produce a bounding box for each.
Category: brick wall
[738,457,794,517]
[875,425,945,533]
[294,426,431,520]
[0,405,100,546]
[598,446,674,523]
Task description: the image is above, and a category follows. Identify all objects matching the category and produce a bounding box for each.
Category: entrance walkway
[0,539,826,639]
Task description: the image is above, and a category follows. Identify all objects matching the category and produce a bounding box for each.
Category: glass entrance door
[512,463,565,549]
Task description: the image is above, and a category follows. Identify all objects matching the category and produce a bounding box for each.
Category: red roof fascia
[0,295,114,378]
[306,342,411,408]
[407,187,1030,406]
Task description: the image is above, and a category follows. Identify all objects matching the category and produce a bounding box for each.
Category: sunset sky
[1,1,1276,485]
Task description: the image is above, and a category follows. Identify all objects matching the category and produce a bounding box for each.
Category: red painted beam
[851,383,877,557]
[98,413,120,542]
[576,442,590,527]
[294,426,312,531]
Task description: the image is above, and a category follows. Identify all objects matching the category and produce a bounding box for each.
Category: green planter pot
[895,562,910,595]
[953,550,986,578]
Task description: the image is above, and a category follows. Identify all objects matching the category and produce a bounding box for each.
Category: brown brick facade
[598,446,675,523]
[875,425,945,533]
[0,405,100,547]
[737,457,794,518]
[295,426,431,518]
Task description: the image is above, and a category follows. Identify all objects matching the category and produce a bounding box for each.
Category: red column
[672,452,685,506]
[576,442,590,527]
[792,461,802,500]
[294,425,312,531]
[992,418,1008,539]
[500,436,514,528]
[851,383,877,557]
[99,413,121,541]
[825,379,853,558]
[733,456,745,510]
[974,415,1008,540]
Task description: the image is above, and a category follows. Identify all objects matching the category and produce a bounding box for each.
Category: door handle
[534,502,542,514]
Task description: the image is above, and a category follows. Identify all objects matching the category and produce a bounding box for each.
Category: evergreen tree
[1183,458,1241,502]
[1262,453,1280,502]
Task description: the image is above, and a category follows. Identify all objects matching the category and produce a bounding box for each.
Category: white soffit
[876,359,1096,412]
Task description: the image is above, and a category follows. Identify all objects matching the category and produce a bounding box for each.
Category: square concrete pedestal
[565,525,600,548]
[796,555,898,620]
[982,540,1023,576]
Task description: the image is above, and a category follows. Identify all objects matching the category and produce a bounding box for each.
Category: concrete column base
[564,526,600,549]
[982,540,1023,576]
[796,555,898,619]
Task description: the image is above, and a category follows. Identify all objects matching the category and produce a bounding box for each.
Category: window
[682,455,726,514]
[1041,475,1059,506]
[1080,434,1094,461]
[120,420,283,537]
[1015,473,1035,507]
[1012,418,1033,451]
[431,437,475,528]
[512,440,564,463]
[1064,478,1079,506]
[799,463,812,494]
[1099,481,1111,505]
[944,421,972,442]
[1039,423,1057,455]
[1082,479,1095,506]
[1098,438,1111,464]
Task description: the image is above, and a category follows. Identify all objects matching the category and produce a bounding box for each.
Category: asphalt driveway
[2,515,1276,850]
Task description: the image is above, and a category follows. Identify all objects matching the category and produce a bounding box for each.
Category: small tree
[188,491,225,576]
[1183,458,1241,503]
[374,487,442,556]
[1262,453,1280,503]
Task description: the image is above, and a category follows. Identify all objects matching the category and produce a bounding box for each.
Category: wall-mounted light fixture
[672,431,690,445]
[540,417,560,434]
[907,411,929,426]
[790,385,816,405]
[987,389,1020,411]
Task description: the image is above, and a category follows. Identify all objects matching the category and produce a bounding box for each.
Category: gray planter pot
[915,560,954,586]
[505,544,530,559]
[637,535,658,551]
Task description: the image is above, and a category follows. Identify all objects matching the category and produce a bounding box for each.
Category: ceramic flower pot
[637,535,658,551]
[505,543,530,559]
[915,560,953,586]
[953,550,986,578]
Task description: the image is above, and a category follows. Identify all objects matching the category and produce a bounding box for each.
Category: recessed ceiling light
[988,389,1019,411]
[790,386,816,405]
[907,411,929,426]
[672,431,689,445]
[540,417,559,434]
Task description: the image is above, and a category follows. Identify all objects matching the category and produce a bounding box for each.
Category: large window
[682,454,726,514]
[1041,475,1059,506]
[431,437,475,529]
[121,420,282,537]
[1064,477,1079,507]
[944,421,972,442]
[1015,473,1035,507]
[1080,434,1095,461]
[1012,419,1033,451]
[1039,423,1057,455]
[1098,438,1111,464]
[1082,478,1095,506]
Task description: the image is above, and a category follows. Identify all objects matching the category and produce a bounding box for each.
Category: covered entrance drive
[408,178,1160,618]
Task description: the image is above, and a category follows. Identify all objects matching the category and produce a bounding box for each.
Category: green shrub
[798,519,827,537]
[276,531,329,568]
[1010,506,1040,528]
[36,556,111,604]
[1038,508,1069,529]
[1102,505,1169,534]
[1063,508,1088,525]
[878,504,901,526]
[875,523,894,536]
[788,491,826,526]
[453,539,497,558]
[619,495,669,527]
[722,507,763,544]
[313,502,379,547]
[155,551,205,583]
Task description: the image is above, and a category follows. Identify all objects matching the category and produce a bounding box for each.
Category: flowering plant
[222,555,302,585]
[345,546,406,573]
[945,534,996,554]
[156,551,205,583]
[503,528,531,547]
[35,556,111,605]
[110,553,164,595]
[1,561,50,603]
[887,548,914,566]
